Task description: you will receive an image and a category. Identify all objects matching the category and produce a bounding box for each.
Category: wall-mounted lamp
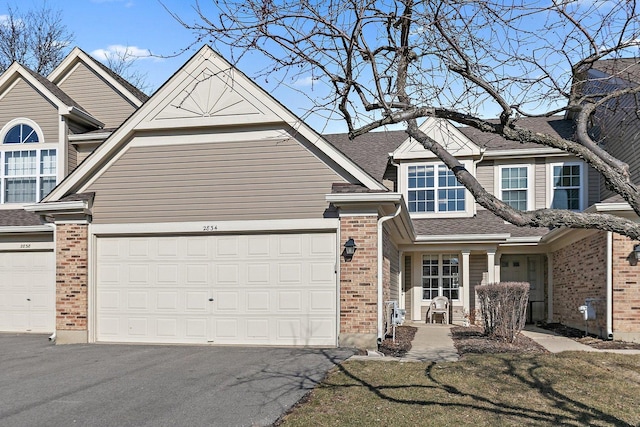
[343,237,357,261]
[628,244,640,266]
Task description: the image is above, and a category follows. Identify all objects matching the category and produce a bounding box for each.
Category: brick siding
[339,215,378,336]
[56,223,89,330]
[611,234,640,335]
[552,232,607,334]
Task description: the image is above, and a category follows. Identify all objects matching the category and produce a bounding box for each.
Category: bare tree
[172,0,640,239]
[0,2,73,75]
[98,46,151,94]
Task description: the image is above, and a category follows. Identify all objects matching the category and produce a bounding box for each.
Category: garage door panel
[0,251,55,333]
[96,233,336,346]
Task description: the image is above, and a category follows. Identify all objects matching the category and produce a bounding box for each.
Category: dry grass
[278,347,640,426]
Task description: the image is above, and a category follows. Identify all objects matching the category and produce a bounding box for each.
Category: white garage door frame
[87,218,340,346]
[0,227,55,333]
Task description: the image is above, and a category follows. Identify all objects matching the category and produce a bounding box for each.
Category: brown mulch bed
[451,326,548,355]
[378,325,417,357]
[538,322,640,350]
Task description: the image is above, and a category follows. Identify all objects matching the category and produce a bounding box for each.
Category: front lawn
[277,352,640,426]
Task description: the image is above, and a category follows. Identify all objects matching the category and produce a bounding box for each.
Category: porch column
[486,250,496,284]
[461,250,470,315]
[494,252,502,283]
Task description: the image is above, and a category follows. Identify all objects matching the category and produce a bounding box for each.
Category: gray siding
[404,255,412,313]
[0,78,58,142]
[476,160,494,210]
[587,164,600,206]
[87,137,347,223]
[535,159,546,209]
[67,142,77,172]
[469,254,486,317]
[58,62,137,128]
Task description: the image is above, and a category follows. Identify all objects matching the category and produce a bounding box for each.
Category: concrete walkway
[401,323,459,362]
[522,325,640,354]
[351,323,640,363]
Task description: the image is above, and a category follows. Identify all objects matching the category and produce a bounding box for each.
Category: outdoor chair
[429,296,449,324]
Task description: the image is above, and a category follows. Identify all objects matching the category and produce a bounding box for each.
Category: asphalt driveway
[0,334,354,426]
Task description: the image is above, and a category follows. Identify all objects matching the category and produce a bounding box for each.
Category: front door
[500,255,545,322]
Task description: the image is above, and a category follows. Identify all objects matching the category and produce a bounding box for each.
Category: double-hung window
[1,122,56,204]
[408,164,465,213]
[550,162,583,210]
[500,165,530,210]
[422,254,459,301]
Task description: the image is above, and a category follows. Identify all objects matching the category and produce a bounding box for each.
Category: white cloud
[293,76,315,87]
[91,45,151,62]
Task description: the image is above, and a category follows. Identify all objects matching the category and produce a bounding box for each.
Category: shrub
[476,282,529,342]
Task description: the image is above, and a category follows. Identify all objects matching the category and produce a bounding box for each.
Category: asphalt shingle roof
[592,58,640,85]
[0,209,43,227]
[412,210,551,238]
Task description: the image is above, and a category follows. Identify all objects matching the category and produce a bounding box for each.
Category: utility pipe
[606,231,613,339]
[377,203,402,343]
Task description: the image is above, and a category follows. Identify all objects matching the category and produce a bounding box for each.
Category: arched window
[0,119,55,204]
[3,123,39,144]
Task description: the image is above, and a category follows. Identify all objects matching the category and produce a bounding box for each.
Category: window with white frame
[500,165,529,210]
[1,122,56,204]
[408,164,465,213]
[422,254,459,301]
[551,162,582,210]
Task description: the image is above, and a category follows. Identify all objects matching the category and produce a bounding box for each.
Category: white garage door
[0,251,55,333]
[96,233,337,346]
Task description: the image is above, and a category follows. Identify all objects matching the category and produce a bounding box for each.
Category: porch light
[343,237,357,260]
[634,244,640,261]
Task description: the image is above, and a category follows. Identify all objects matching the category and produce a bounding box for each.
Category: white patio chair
[429,296,450,324]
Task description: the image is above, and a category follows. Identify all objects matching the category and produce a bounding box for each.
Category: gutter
[377,203,402,344]
[0,224,54,233]
[606,232,614,339]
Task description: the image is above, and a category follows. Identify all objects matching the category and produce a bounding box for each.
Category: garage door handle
[208,298,214,301]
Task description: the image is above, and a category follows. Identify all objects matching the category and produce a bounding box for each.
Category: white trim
[0,225,53,233]
[415,233,510,243]
[547,160,587,211]
[0,118,45,143]
[401,160,475,219]
[496,163,534,211]
[89,218,339,236]
[606,232,613,339]
[0,241,53,251]
[326,192,403,204]
[484,148,565,158]
[48,48,145,108]
[25,200,89,214]
[68,132,113,143]
[45,46,385,201]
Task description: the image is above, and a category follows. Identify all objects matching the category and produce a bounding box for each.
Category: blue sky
[0,0,342,132]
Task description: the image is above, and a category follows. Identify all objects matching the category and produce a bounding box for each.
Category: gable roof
[48,47,148,107]
[43,45,386,202]
[591,58,640,85]
[324,116,574,180]
[0,62,103,128]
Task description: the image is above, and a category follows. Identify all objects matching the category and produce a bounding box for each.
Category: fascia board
[49,47,144,107]
[326,192,402,204]
[587,202,634,213]
[24,200,89,215]
[68,132,113,143]
[0,225,53,233]
[483,148,565,158]
[66,106,104,128]
[415,233,510,243]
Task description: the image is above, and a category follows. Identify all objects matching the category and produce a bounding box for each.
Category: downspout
[606,231,613,340]
[377,203,402,344]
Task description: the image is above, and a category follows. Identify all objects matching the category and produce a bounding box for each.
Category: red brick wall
[56,223,88,330]
[611,234,640,335]
[339,215,378,336]
[552,231,607,333]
